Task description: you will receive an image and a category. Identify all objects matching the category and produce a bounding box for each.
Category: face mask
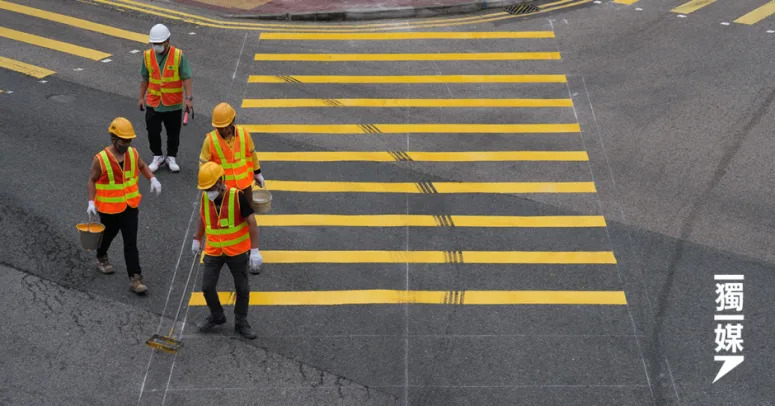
[206,190,220,201]
[114,143,129,154]
[153,44,166,53]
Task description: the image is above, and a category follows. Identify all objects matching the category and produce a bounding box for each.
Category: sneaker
[198,315,227,332]
[166,156,180,172]
[235,323,257,339]
[96,257,114,274]
[148,155,165,172]
[129,274,148,294]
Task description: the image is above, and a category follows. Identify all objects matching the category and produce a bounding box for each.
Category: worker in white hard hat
[87,117,162,294]
[138,23,193,174]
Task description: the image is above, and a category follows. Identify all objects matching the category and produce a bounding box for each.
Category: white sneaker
[166,156,180,172]
[148,155,165,172]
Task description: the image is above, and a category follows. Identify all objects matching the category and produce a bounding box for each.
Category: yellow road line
[242,98,574,108]
[258,151,589,161]
[243,123,581,133]
[248,74,567,84]
[540,0,576,8]
[0,27,111,61]
[734,0,775,24]
[256,214,607,227]
[613,0,639,4]
[0,55,54,78]
[259,32,555,40]
[0,0,146,43]
[670,0,716,14]
[260,250,616,263]
[189,290,627,306]
[255,52,561,61]
[264,180,596,193]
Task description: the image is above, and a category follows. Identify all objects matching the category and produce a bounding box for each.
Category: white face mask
[153,44,166,53]
[206,190,220,201]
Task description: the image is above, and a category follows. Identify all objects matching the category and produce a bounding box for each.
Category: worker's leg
[145,107,164,157]
[226,252,250,326]
[161,109,182,157]
[201,254,227,320]
[119,207,141,278]
[96,211,121,260]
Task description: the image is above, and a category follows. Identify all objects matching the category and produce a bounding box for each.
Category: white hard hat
[149,24,170,43]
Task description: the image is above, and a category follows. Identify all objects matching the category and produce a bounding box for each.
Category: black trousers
[202,253,250,325]
[145,107,182,157]
[97,207,141,278]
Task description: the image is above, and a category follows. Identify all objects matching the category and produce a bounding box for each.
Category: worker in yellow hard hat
[191,162,261,339]
[87,117,162,294]
[199,102,265,197]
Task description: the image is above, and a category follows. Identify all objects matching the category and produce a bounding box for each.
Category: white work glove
[255,173,265,188]
[150,177,162,196]
[249,248,263,271]
[87,200,98,216]
[191,239,201,256]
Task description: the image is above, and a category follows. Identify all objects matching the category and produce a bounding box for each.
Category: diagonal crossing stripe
[248,75,568,83]
[259,250,617,264]
[0,55,54,78]
[257,151,589,161]
[0,26,111,60]
[255,214,607,227]
[242,98,574,108]
[259,32,556,40]
[243,124,580,133]
[264,180,597,193]
[254,52,562,61]
[734,0,775,24]
[670,0,716,14]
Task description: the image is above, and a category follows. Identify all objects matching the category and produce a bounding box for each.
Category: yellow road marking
[670,0,716,14]
[734,0,775,24]
[258,151,589,161]
[0,0,146,43]
[0,27,111,60]
[260,250,616,263]
[243,123,581,133]
[0,55,54,78]
[256,214,606,227]
[248,74,568,84]
[613,0,639,4]
[540,0,576,7]
[259,32,555,40]
[255,52,561,61]
[242,98,574,108]
[264,180,596,193]
[189,290,627,306]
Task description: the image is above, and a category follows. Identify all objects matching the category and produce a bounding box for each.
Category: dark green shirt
[140,49,192,112]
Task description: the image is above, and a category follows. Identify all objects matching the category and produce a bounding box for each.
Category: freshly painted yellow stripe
[264,180,596,193]
[259,32,555,40]
[0,55,54,78]
[613,0,639,4]
[260,250,616,264]
[258,151,589,161]
[670,0,716,14]
[540,0,576,8]
[248,74,568,84]
[242,98,574,108]
[0,0,147,43]
[734,0,775,24]
[244,124,581,133]
[256,214,607,227]
[254,52,562,61]
[189,290,627,306]
[0,27,111,61]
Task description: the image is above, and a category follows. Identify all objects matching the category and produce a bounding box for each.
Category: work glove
[191,239,201,256]
[87,200,97,216]
[249,248,263,273]
[150,177,162,196]
[255,173,265,188]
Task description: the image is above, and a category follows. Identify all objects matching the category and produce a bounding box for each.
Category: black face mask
[114,142,129,154]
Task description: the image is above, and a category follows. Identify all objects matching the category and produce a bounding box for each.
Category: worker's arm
[246,131,261,172]
[199,136,211,165]
[247,214,259,249]
[137,158,154,180]
[88,157,101,201]
[183,78,193,109]
[194,214,205,242]
[138,81,148,110]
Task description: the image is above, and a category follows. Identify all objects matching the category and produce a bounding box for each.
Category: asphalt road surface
[2,0,775,404]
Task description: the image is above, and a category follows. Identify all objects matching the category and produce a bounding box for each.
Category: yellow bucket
[76,222,105,250]
[251,187,272,214]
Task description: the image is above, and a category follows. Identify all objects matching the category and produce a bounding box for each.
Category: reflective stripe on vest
[94,147,142,214]
[202,188,251,256]
[144,46,183,108]
[206,126,254,190]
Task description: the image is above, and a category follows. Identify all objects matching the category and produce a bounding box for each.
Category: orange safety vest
[201,188,251,257]
[94,147,142,214]
[144,46,183,108]
[205,126,254,190]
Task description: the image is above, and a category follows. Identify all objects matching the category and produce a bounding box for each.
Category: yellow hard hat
[198,161,224,190]
[108,117,136,139]
[211,102,236,128]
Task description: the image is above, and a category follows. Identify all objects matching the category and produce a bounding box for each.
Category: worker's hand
[138,98,145,112]
[255,173,265,188]
[191,239,201,256]
[87,200,98,216]
[184,98,193,111]
[150,177,162,196]
[249,248,262,272]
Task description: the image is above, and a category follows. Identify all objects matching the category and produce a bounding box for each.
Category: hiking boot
[235,323,257,339]
[148,155,165,172]
[198,315,226,332]
[129,274,148,294]
[165,156,180,173]
[96,256,114,274]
